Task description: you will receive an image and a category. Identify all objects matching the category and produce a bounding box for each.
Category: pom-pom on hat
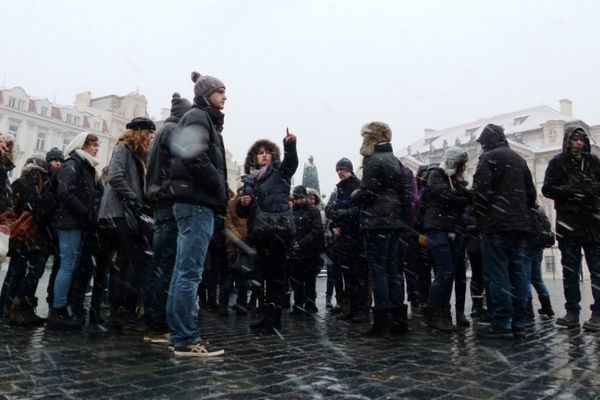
[170,93,192,119]
[191,71,225,99]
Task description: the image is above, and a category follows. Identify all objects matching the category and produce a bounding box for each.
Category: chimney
[75,91,92,108]
[559,99,573,117]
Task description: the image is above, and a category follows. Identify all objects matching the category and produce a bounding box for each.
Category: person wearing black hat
[325,157,369,324]
[287,185,324,315]
[143,93,191,343]
[45,147,64,172]
[98,117,156,332]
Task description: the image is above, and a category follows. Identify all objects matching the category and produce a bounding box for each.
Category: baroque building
[398,99,600,278]
[0,86,112,175]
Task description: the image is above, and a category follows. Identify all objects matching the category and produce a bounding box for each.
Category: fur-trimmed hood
[243,139,281,174]
[360,122,392,157]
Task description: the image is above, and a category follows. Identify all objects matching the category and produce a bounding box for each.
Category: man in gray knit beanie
[191,71,225,101]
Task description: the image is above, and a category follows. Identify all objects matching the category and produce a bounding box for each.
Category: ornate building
[0,86,112,175]
[398,99,600,278]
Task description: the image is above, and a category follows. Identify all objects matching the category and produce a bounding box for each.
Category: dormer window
[548,129,557,142]
[465,127,479,137]
[66,114,73,124]
[40,106,48,117]
[514,116,528,126]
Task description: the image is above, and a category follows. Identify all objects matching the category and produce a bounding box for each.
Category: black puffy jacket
[325,174,363,259]
[54,152,103,230]
[472,124,536,234]
[169,105,227,213]
[237,139,298,243]
[146,116,179,209]
[289,203,324,261]
[423,168,471,233]
[542,126,600,242]
[356,143,405,230]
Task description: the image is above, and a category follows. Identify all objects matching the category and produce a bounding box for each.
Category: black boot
[364,308,389,336]
[537,295,555,317]
[470,296,484,318]
[426,306,455,333]
[389,305,408,335]
[456,309,470,327]
[254,303,280,335]
[526,298,535,320]
[47,306,82,330]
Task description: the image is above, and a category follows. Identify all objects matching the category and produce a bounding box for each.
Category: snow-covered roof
[399,104,580,156]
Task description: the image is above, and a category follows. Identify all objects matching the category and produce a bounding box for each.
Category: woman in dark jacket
[48,132,103,329]
[423,146,471,332]
[0,134,17,318]
[98,117,155,331]
[4,157,52,326]
[237,130,298,334]
[355,121,407,335]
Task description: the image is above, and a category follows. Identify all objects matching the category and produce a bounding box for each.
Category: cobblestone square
[1,267,599,399]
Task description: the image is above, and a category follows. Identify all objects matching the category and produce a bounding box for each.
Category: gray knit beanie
[170,93,192,119]
[191,71,225,99]
[335,157,353,173]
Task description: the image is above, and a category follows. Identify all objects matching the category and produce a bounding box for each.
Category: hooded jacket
[236,138,298,243]
[146,116,179,208]
[289,202,325,261]
[542,126,600,242]
[472,124,536,234]
[168,103,227,213]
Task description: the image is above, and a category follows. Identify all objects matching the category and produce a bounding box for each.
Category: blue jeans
[558,240,600,316]
[483,233,528,331]
[166,204,214,347]
[426,230,463,310]
[364,230,404,309]
[53,230,83,308]
[144,207,178,333]
[523,247,549,299]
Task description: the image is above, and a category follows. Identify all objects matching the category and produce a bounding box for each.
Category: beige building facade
[0,86,112,175]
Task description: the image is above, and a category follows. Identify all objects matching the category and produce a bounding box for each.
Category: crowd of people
[0,70,599,358]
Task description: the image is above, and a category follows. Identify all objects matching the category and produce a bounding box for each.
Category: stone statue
[302,155,321,194]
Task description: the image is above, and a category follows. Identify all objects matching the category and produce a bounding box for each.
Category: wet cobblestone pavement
[1,267,599,399]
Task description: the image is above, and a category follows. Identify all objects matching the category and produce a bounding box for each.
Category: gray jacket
[99,143,145,220]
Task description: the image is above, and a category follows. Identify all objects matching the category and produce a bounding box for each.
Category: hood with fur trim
[244,139,281,174]
[21,157,47,177]
[360,121,392,157]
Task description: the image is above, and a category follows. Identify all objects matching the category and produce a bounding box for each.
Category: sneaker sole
[174,349,224,357]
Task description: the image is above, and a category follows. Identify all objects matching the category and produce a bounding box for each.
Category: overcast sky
[2,0,600,194]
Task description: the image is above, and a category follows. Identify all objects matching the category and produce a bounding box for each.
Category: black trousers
[289,258,321,308]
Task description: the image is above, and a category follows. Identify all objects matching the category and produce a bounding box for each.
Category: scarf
[75,149,99,169]
[250,163,271,183]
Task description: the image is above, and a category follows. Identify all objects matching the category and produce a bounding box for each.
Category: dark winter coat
[237,139,298,243]
[289,203,325,262]
[542,126,600,242]
[423,168,471,233]
[472,124,536,234]
[54,152,103,230]
[0,160,15,212]
[146,117,179,209]
[356,143,405,230]
[325,174,363,260]
[99,143,145,220]
[169,105,227,213]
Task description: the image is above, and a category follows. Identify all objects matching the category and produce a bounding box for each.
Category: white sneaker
[174,342,224,357]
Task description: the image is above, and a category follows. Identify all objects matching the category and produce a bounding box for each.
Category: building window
[40,106,48,117]
[36,133,47,151]
[545,255,555,273]
[18,100,25,110]
[62,138,70,152]
[514,116,528,126]
[548,129,557,142]
[66,114,73,124]
[8,125,18,138]
[8,97,17,108]
[93,121,101,131]
[73,116,81,126]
